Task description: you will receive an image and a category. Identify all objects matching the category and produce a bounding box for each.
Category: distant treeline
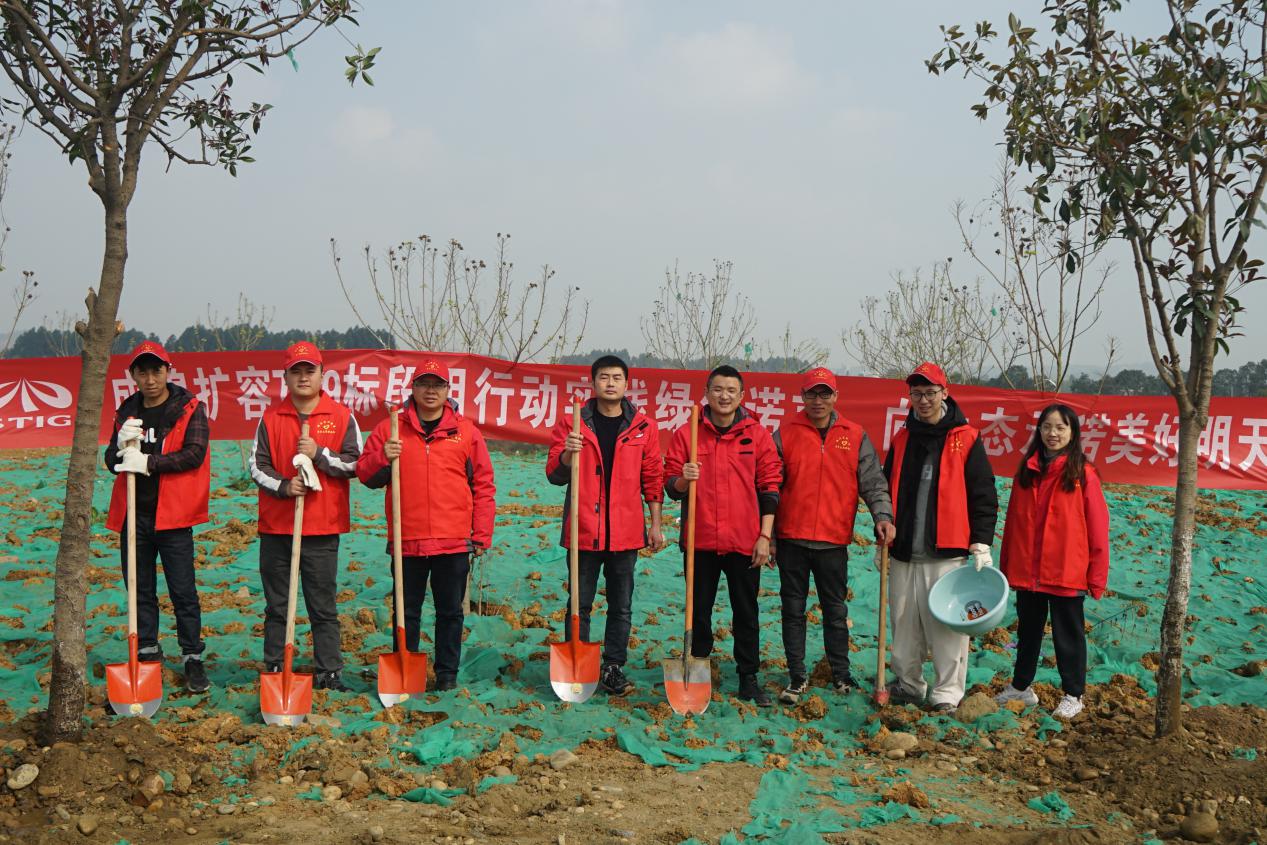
[7,326,1267,397]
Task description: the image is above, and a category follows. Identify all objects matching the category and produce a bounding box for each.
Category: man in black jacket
[880,362,997,712]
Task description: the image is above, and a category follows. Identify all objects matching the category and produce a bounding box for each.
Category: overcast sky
[5,0,1265,370]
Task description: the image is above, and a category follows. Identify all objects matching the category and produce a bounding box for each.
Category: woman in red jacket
[996,404,1110,720]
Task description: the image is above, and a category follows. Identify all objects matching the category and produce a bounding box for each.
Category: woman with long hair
[995,404,1110,720]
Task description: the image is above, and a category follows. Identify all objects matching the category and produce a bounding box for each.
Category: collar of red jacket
[789,409,844,432]
[701,404,756,434]
[404,398,460,435]
[276,391,339,419]
[1026,450,1068,472]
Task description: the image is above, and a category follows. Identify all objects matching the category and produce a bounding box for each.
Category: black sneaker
[831,674,859,695]
[737,674,772,708]
[886,682,924,706]
[777,676,808,705]
[183,659,210,693]
[600,664,634,696]
[434,676,457,692]
[314,671,350,692]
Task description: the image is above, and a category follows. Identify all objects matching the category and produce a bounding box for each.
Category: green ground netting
[0,445,1264,841]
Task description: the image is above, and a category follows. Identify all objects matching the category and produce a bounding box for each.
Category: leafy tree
[0,0,374,742]
[933,0,1267,735]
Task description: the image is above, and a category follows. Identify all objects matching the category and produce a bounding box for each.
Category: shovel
[663,404,711,715]
[549,403,601,702]
[873,544,891,706]
[106,472,163,718]
[378,407,428,707]
[260,423,314,726]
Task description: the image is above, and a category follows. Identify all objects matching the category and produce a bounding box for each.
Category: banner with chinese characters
[2,349,1266,489]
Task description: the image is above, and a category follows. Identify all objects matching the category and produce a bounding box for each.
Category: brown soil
[1,675,1263,844]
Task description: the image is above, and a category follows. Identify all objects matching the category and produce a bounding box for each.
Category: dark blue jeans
[561,550,636,667]
[777,541,851,681]
[119,515,204,658]
[394,553,471,680]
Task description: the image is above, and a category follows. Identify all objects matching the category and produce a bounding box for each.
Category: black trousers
[1011,589,1087,697]
[689,551,761,677]
[118,515,204,658]
[561,550,637,667]
[777,542,850,682]
[393,552,470,679]
[259,533,343,674]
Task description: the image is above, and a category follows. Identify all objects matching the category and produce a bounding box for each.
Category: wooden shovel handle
[284,422,309,650]
[683,404,699,631]
[126,472,137,638]
[390,409,405,638]
[568,403,582,626]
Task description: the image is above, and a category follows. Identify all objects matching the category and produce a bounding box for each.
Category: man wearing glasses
[880,362,997,713]
[772,368,894,704]
[664,365,783,706]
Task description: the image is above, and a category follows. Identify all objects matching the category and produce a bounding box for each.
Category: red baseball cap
[801,367,837,393]
[282,342,323,370]
[127,341,172,369]
[412,357,451,385]
[906,361,948,390]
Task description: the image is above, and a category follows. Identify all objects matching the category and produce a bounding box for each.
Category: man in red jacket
[358,358,496,691]
[251,342,362,691]
[881,362,998,712]
[104,341,211,693]
[546,355,664,696]
[773,367,894,704]
[664,365,782,707]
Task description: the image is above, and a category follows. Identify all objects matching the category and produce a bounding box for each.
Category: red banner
[2,350,1266,488]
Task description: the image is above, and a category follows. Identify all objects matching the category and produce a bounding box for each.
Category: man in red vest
[664,365,783,707]
[545,355,664,696]
[881,362,998,712]
[251,343,362,691]
[357,358,496,691]
[104,341,212,692]
[772,367,893,704]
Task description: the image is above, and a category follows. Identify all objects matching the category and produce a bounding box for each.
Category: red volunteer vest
[257,394,353,536]
[776,414,864,545]
[1000,456,1093,592]
[388,405,477,543]
[106,398,210,532]
[888,424,978,550]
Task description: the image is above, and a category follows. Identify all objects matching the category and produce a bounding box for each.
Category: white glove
[117,418,143,451]
[114,447,150,476]
[969,544,993,571]
[292,453,323,492]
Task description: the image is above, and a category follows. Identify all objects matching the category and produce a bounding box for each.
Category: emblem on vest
[832,434,851,451]
[948,433,964,453]
[447,433,463,443]
[315,419,338,435]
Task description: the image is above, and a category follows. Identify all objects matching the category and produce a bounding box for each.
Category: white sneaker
[994,684,1039,707]
[1053,694,1084,720]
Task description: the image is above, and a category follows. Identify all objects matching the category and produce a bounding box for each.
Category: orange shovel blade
[377,649,428,708]
[260,670,313,726]
[663,657,712,715]
[105,659,163,718]
[549,638,601,703]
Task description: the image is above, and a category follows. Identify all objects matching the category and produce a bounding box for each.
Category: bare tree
[0,120,36,358]
[333,232,588,363]
[206,293,276,352]
[955,160,1115,391]
[755,324,830,373]
[842,263,1015,382]
[641,260,758,369]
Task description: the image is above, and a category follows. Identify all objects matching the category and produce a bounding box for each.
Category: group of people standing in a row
[103,341,1109,719]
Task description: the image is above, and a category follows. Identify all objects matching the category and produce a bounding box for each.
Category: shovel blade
[105,659,163,719]
[260,670,313,726]
[548,640,601,703]
[377,650,428,708]
[662,657,712,715]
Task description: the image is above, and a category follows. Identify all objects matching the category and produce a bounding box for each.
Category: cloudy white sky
[5,0,1265,369]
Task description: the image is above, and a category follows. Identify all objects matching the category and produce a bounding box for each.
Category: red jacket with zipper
[357,400,496,555]
[774,412,868,545]
[545,398,663,552]
[1000,453,1110,598]
[105,395,210,532]
[255,394,354,536]
[664,406,782,556]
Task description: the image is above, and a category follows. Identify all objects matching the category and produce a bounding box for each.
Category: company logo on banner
[2,349,1267,489]
[0,377,74,433]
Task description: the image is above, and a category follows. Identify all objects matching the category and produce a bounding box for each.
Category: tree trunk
[1155,409,1200,737]
[42,200,128,743]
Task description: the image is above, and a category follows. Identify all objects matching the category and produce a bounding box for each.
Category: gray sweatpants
[888,556,969,707]
[259,533,343,674]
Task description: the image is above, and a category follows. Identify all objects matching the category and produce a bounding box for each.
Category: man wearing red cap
[357,358,496,691]
[251,342,362,691]
[103,341,212,693]
[772,367,894,705]
[880,362,998,712]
